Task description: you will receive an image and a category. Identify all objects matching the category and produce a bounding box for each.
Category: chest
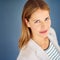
[45,41,60,60]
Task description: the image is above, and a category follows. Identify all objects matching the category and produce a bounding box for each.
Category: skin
[26,8,51,50]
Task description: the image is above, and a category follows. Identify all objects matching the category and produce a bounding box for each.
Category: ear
[25,18,31,27]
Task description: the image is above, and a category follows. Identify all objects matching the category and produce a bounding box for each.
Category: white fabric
[45,41,60,60]
[17,27,60,60]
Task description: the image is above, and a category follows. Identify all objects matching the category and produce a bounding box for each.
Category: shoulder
[49,27,57,35]
[48,27,58,44]
[17,43,36,60]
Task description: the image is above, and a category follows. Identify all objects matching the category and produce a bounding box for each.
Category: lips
[40,30,48,34]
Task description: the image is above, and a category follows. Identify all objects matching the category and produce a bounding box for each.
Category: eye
[45,17,49,22]
[34,20,40,23]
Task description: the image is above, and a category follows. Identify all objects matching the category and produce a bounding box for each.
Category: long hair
[19,0,50,49]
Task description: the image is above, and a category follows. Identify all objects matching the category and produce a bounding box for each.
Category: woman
[17,0,60,60]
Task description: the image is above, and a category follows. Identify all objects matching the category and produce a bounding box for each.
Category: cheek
[29,22,39,30]
[30,26,37,31]
[49,20,51,27]
[30,25,39,33]
[47,20,51,28]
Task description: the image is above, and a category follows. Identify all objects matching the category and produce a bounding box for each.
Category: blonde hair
[18,0,50,49]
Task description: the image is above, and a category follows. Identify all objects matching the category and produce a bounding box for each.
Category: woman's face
[26,8,51,39]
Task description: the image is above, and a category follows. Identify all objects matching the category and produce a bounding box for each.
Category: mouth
[39,30,48,34]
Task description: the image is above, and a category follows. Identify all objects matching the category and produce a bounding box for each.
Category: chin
[42,35,48,38]
[39,32,48,38]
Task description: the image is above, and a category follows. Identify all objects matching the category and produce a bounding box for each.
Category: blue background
[0,0,60,60]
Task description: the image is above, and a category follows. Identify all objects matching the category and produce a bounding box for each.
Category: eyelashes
[34,20,40,23]
[34,17,50,23]
[45,17,49,21]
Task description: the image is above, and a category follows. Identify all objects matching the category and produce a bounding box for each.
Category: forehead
[30,8,49,20]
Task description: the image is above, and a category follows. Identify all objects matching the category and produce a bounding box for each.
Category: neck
[32,36,48,43]
[32,36,49,50]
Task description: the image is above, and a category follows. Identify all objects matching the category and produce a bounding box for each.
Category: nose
[41,21,46,28]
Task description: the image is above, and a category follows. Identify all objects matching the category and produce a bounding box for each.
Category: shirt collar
[28,39,50,60]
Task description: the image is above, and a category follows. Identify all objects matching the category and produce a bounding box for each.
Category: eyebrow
[33,19,40,21]
[32,15,50,21]
[45,16,50,19]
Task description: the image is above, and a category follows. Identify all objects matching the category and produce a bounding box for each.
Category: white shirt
[17,27,60,60]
